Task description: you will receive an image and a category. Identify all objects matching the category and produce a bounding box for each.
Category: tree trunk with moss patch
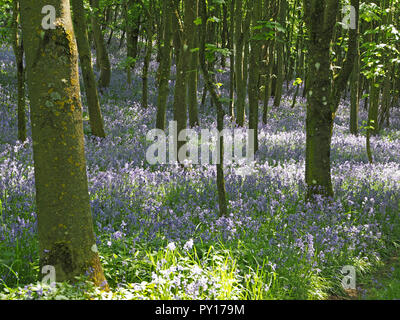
[71,0,106,138]
[20,0,108,288]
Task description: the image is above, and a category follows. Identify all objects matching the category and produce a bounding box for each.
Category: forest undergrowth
[1,44,400,300]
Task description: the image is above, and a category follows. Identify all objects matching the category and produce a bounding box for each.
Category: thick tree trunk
[71,0,106,138]
[303,0,339,198]
[305,45,334,198]
[20,0,107,288]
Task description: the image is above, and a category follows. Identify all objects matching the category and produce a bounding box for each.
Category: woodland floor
[1,43,400,300]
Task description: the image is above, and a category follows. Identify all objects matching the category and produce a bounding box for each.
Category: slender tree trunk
[173,0,189,159]
[350,60,360,135]
[71,0,106,138]
[125,0,140,86]
[20,0,108,288]
[12,0,26,142]
[273,0,286,107]
[234,0,245,126]
[248,0,262,152]
[199,0,227,217]
[156,0,173,130]
[350,11,360,135]
[142,8,153,109]
[368,78,380,136]
[90,0,111,90]
[187,0,199,127]
[229,0,235,121]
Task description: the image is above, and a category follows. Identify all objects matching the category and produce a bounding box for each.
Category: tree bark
[303,0,339,198]
[20,0,107,288]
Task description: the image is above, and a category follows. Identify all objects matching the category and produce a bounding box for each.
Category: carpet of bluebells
[0,43,400,300]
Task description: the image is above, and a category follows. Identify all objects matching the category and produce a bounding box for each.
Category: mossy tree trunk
[20,0,108,288]
[71,0,106,138]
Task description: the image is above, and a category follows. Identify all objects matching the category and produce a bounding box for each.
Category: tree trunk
[368,78,380,136]
[173,0,189,159]
[12,0,26,142]
[187,0,199,127]
[142,9,153,109]
[199,0,227,217]
[303,0,339,198]
[71,0,106,138]
[20,0,107,288]
[234,0,245,126]
[248,0,262,152]
[125,0,140,86]
[156,0,173,130]
[229,0,235,121]
[350,12,360,135]
[90,0,111,90]
[273,0,286,108]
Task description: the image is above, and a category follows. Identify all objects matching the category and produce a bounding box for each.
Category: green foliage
[251,20,286,42]
[0,0,13,45]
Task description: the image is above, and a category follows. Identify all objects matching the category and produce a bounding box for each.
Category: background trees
[0,0,400,294]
